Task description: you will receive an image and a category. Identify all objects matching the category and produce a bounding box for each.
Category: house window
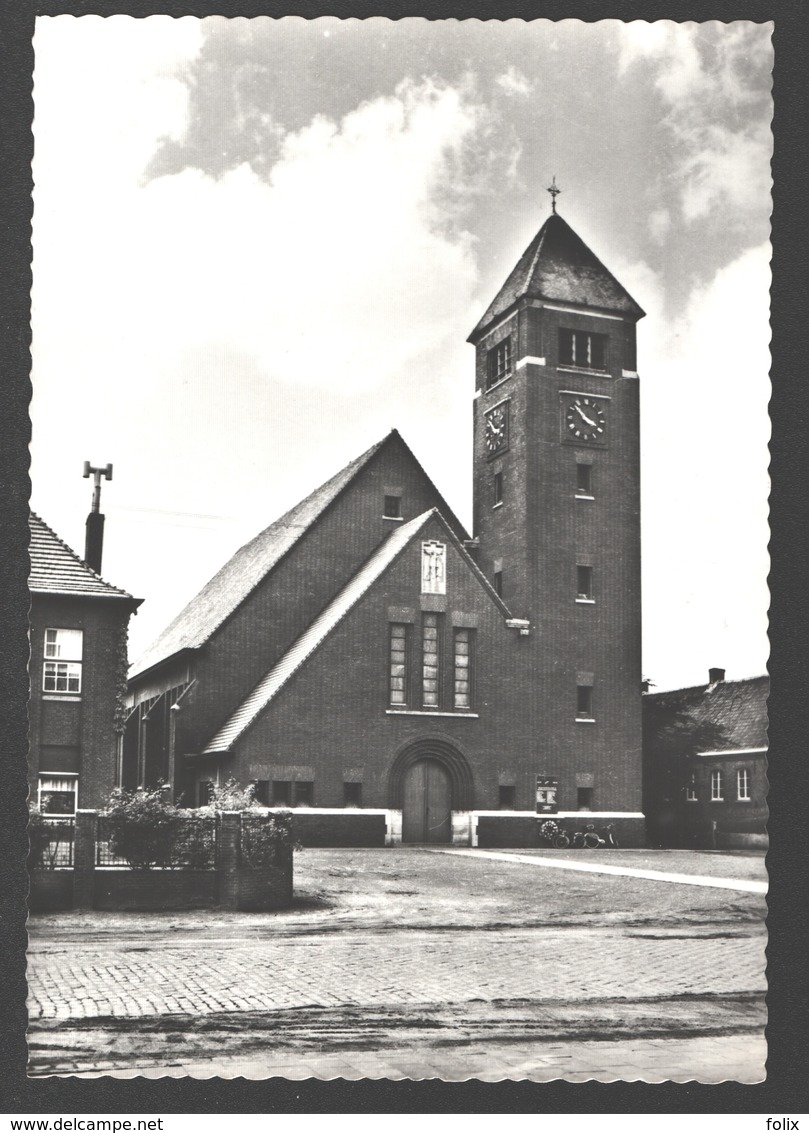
[198,780,215,807]
[272,780,292,806]
[43,628,83,694]
[453,628,474,709]
[486,337,512,388]
[686,772,698,802]
[389,623,410,706]
[421,541,447,595]
[383,495,401,519]
[344,782,362,808]
[499,785,516,810]
[737,768,751,801]
[559,329,607,370]
[493,471,503,507]
[711,770,724,801]
[422,613,442,708]
[493,570,503,597]
[576,463,593,496]
[295,781,314,807]
[577,786,594,811]
[576,685,594,720]
[38,774,77,816]
[576,565,594,600]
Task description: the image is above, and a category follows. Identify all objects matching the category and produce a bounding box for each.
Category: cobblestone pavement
[26,848,767,1082]
[27,925,766,1022]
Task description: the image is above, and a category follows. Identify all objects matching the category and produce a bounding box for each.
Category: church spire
[546,175,561,214]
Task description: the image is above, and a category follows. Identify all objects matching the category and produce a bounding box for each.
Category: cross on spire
[546,175,561,214]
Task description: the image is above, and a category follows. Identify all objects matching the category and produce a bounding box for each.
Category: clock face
[562,395,607,444]
[484,403,509,457]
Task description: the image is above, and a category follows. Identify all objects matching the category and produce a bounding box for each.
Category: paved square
[27,847,767,1081]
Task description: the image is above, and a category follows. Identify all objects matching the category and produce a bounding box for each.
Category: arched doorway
[389,738,474,845]
[402,758,451,843]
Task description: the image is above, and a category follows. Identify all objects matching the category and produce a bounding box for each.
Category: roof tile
[29,513,136,601]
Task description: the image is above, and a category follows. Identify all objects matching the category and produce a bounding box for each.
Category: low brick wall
[236,862,293,911]
[94,870,218,911]
[29,871,74,912]
[292,811,387,847]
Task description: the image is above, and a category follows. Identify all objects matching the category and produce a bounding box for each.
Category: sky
[29,16,772,691]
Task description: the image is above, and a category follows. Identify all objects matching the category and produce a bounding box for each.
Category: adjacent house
[643,669,768,848]
[29,512,142,815]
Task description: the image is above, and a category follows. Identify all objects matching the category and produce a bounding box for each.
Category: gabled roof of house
[643,675,769,752]
[29,512,138,602]
[469,212,645,342]
[202,508,511,755]
[129,430,466,680]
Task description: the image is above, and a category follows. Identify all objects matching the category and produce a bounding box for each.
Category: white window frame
[43,628,83,695]
[710,769,724,801]
[737,768,751,801]
[38,773,78,816]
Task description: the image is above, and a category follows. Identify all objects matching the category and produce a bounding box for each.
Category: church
[125,204,646,847]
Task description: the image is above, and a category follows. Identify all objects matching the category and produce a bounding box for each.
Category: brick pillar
[217,811,241,910]
[73,809,97,909]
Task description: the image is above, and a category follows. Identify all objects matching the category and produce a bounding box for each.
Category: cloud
[640,242,771,686]
[648,207,671,244]
[614,21,772,231]
[495,66,532,97]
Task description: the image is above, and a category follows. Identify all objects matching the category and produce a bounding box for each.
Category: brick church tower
[469,203,645,820]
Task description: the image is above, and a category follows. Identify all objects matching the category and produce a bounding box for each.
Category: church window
[559,329,607,371]
[421,541,446,594]
[499,785,516,810]
[486,337,512,388]
[576,565,594,601]
[389,623,410,706]
[737,768,751,801]
[577,786,594,810]
[576,685,594,719]
[344,782,362,808]
[576,463,593,496]
[272,780,292,806]
[493,570,503,597]
[493,471,503,507]
[295,781,314,807]
[383,494,401,519]
[453,628,474,709]
[422,613,442,707]
[43,628,83,694]
[711,770,724,801]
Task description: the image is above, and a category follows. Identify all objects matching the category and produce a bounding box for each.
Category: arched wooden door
[402,758,452,843]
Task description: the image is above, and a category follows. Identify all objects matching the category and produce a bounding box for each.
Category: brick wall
[30,594,134,809]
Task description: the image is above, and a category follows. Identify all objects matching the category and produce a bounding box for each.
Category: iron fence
[29,817,74,868]
[96,813,217,870]
[240,811,290,868]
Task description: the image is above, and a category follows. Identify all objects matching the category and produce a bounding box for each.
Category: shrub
[101,785,183,870]
[240,809,298,867]
[200,778,258,813]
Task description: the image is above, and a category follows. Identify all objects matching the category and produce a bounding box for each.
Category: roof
[129,430,465,680]
[469,212,645,342]
[203,508,511,755]
[644,675,769,753]
[29,512,138,602]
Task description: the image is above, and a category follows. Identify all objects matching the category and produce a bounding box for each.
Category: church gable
[202,509,518,760]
